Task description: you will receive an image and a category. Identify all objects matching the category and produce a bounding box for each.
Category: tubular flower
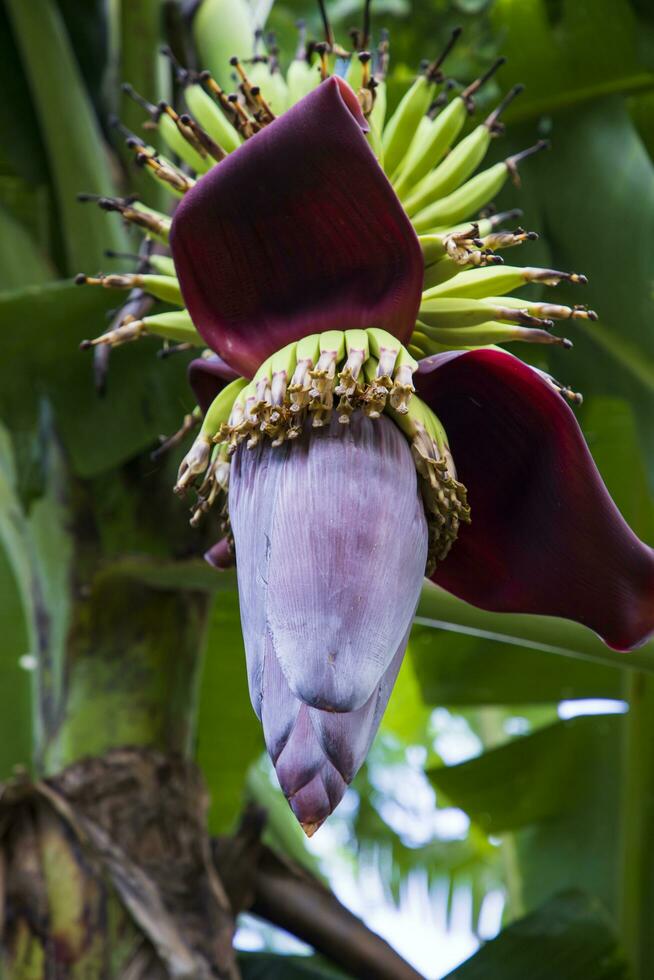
[79,10,654,832]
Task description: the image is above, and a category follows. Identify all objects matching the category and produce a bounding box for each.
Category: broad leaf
[238,953,348,979]
[0,203,53,291]
[536,100,654,477]
[0,545,32,778]
[492,0,654,123]
[416,585,654,675]
[0,4,47,183]
[429,715,622,913]
[489,98,654,478]
[197,590,263,834]
[411,625,622,706]
[0,282,195,478]
[446,889,629,979]
[429,715,620,834]
[5,0,127,271]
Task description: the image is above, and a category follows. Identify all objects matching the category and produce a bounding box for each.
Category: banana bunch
[78,22,595,360]
[75,14,593,547]
[172,329,424,528]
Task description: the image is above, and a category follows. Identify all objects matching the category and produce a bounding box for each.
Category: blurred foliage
[446,890,630,979]
[0,0,653,976]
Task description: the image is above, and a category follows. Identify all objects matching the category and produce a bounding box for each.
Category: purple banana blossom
[228,413,425,832]
[170,74,654,830]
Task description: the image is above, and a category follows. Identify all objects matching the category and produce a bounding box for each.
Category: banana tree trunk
[0,413,239,978]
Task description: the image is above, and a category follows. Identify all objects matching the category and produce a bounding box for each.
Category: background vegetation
[1,0,653,976]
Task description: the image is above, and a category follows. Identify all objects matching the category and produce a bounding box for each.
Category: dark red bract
[188,354,239,414]
[171,77,423,378]
[415,349,654,652]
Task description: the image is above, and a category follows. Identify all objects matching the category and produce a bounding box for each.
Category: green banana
[423,264,588,300]
[270,341,298,383]
[128,143,194,198]
[184,80,241,153]
[148,254,177,277]
[382,75,436,178]
[249,61,289,115]
[485,295,597,321]
[158,110,213,174]
[413,141,548,234]
[387,390,447,452]
[175,376,248,492]
[419,233,448,267]
[139,310,202,343]
[295,333,321,365]
[287,58,320,105]
[367,326,400,374]
[129,202,171,242]
[80,309,200,349]
[191,0,254,89]
[403,122,493,215]
[336,329,370,418]
[345,53,364,91]
[369,78,387,134]
[393,96,467,196]
[416,319,570,348]
[419,296,557,329]
[432,210,520,241]
[422,256,471,291]
[364,329,418,413]
[382,27,462,176]
[392,60,510,196]
[319,330,346,360]
[412,161,508,233]
[345,328,370,357]
[201,376,249,440]
[366,119,384,161]
[129,272,183,305]
[76,272,183,306]
[85,196,171,243]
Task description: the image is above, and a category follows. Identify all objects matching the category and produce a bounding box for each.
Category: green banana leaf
[0,281,194,479]
[197,590,264,834]
[492,0,654,123]
[428,712,626,928]
[446,890,630,979]
[238,953,348,979]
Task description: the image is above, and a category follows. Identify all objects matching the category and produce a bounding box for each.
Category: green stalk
[5,0,128,272]
[618,672,654,978]
[577,319,654,395]
[118,0,169,211]
[0,203,54,290]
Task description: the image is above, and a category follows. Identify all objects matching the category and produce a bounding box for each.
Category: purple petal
[260,623,409,833]
[204,537,235,569]
[188,354,240,415]
[171,77,423,378]
[227,440,290,719]
[229,412,427,713]
[415,349,654,651]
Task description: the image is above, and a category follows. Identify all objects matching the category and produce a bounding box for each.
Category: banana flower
[79,30,654,833]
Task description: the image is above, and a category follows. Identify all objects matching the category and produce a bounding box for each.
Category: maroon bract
[416,349,654,651]
[171,76,423,378]
[188,354,239,414]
